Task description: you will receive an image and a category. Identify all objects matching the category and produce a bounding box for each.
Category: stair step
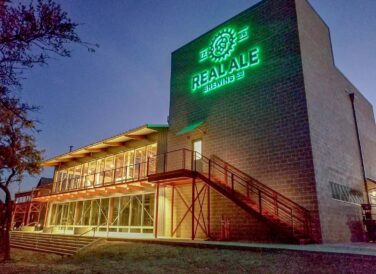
[11,231,92,238]
[10,241,78,254]
[10,235,94,244]
[11,243,78,254]
[9,232,97,255]
[10,238,88,249]
[11,243,76,256]
[10,238,81,248]
[10,233,94,242]
[10,238,93,247]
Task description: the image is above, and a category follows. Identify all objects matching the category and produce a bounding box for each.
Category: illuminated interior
[52,144,157,193]
[46,193,155,236]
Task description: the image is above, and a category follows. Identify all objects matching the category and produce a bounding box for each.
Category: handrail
[79,225,100,237]
[207,152,310,236]
[210,154,310,216]
[76,222,106,246]
[208,156,305,214]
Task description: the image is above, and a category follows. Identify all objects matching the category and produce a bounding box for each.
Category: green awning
[176,121,205,135]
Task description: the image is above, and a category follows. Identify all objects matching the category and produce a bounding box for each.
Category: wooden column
[107,198,114,237]
[154,184,159,238]
[171,185,174,237]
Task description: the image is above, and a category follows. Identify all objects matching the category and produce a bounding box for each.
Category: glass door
[192,139,202,172]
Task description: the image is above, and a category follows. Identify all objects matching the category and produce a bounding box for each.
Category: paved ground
[201,241,376,257]
[107,237,376,257]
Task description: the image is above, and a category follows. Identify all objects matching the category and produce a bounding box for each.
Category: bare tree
[0,87,42,260]
[0,0,96,261]
[0,0,96,88]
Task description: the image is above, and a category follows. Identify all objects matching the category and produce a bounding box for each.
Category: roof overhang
[176,121,205,136]
[41,124,168,167]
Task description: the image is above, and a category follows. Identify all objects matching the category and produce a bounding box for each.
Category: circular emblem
[209,28,237,63]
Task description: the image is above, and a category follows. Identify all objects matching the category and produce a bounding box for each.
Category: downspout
[349,93,370,204]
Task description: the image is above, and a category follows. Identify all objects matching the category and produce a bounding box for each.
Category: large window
[60,171,67,192]
[52,144,157,193]
[95,159,105,186]
[67,202,75,226]
[118,196,131,228]
[48,193,155,234]
[115,154,125,182]
[104,157,115,185]
[82,200,91,225]
[74,165,82,189]
[125,150,135,180]
[330,182,363,204]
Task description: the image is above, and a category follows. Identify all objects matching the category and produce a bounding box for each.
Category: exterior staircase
[10,231,98,256]
[148,149,312,244]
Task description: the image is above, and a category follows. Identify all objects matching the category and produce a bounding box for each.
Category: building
[12,177,53,229]
[16,0,376,243]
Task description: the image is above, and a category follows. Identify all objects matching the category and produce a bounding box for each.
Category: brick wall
[296,0,376,242]
[166,0,376,243]
[168,0,321,242]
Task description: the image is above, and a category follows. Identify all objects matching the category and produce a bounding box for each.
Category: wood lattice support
[11,203,29,228]
[28,202,48,225]
[12,202,48,228]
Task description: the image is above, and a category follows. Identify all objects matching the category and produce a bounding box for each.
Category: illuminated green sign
[191,26,261,94]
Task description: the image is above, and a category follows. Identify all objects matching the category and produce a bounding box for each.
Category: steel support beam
[192,177,195,240]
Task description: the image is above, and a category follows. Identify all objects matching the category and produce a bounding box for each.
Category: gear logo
[208,28,237,63]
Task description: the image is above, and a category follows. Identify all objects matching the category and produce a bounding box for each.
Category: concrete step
[10,241,79,253]
[10,231,98,256]
[10,243,76,256]
[10,240,78,254]
[10,234,94,244]
[10,238,93,247]
[10,239,81,249]
[10,232,94,243]
[10,238,88,249]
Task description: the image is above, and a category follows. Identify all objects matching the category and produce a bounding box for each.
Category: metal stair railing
[74,223,105,250]
[209,154,311,236]
[147,148,311,239]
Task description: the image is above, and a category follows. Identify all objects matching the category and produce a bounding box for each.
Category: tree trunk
[0,185,12,261]
[0,204,4,254]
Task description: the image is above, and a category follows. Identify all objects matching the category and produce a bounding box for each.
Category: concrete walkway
[107,237,376,257]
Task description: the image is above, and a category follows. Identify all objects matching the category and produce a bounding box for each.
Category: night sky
[8,0,376,197]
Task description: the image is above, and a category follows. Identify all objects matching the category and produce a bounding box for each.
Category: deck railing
[34,161,155,198]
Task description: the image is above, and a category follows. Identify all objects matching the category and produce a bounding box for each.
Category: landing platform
[106,237,376,257]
